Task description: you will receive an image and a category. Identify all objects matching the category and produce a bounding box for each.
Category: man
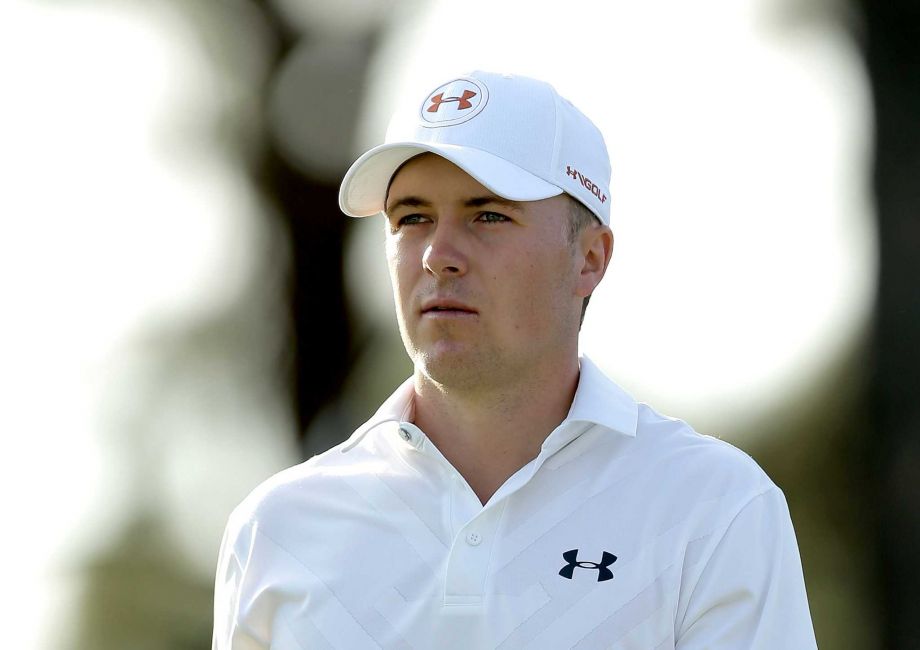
[213,71,817,649]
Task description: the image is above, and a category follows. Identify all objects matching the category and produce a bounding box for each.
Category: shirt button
[466,532,482,546]
[398,426,413,443]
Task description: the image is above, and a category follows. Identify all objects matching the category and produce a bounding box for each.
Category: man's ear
[575,224,614,298]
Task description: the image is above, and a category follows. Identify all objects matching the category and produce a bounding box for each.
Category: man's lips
[420,299,478,315]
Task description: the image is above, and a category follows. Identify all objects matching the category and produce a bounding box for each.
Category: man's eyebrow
[384,196,431,215]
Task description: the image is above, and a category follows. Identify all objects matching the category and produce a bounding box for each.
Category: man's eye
[396,214,429,226]
[478,211,510,223]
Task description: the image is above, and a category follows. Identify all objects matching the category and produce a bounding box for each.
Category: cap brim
[338,142,563,217]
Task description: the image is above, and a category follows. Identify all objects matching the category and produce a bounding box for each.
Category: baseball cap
[338,71,612,225]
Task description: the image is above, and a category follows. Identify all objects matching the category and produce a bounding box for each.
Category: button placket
[444,500,507,604]
[447,470,481,539]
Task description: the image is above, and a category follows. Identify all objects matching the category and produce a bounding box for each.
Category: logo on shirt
[558,549,617,582]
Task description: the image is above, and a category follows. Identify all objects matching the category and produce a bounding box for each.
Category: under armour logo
[427,90,477,112]
[564,165,607,205]
[420,78,488,126]
[559,549,617,582]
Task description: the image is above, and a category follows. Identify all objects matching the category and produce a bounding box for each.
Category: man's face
[384,153,586,390]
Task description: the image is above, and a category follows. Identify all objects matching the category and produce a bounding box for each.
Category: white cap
[338,71,612,225]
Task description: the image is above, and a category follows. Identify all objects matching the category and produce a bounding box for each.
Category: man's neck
[412,356,581,505]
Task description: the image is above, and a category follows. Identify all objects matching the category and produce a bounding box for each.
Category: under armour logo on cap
[565,165,608,206]
[427,90,477,112]
[559,549,617,582]
[419,77,489,127]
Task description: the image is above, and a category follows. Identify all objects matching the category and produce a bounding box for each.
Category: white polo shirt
[213,357,817,649]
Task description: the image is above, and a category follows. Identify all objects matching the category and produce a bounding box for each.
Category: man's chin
[414,347,490,388]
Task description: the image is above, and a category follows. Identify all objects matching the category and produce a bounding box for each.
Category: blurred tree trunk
[858,0,920,647]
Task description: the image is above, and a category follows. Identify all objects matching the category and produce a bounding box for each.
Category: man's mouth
[420,300,478,316]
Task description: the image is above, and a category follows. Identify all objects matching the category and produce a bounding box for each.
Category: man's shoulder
[576,358,771,495]
[631,402,777,502]
[226,435,384,533]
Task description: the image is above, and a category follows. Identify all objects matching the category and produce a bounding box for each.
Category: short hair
[564,196,600,326]
[566,196,598,245]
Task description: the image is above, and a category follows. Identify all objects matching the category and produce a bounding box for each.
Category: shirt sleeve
[212,513,268,650]
[213,507,319,650]
[675,486,818,649]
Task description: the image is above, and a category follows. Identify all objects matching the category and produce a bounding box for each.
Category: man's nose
[422,222,468,277]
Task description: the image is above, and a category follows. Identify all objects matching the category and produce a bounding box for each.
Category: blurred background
[1,0,916,647]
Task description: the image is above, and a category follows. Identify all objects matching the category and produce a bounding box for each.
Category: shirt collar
[563,355,638,437]
[341,376,415,452]
[537,354,639,457]
[341,355,638,453]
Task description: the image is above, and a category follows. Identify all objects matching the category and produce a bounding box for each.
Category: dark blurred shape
[251,1,382,440]
[858,0,920,647]
[253,150,353,439]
